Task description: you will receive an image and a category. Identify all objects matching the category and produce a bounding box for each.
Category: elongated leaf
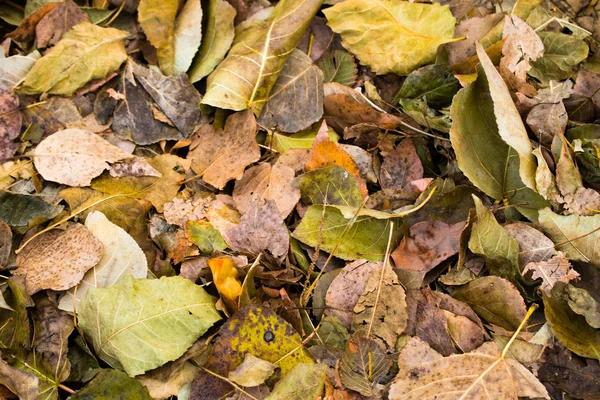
[449,44,547,218]
[78,276,221,377]
[188,0,235,83]
[538,208,600,264]
[258,49,324,133]
[293,205,400,261]
[324,0,459,75]
[138,0,178,75]
[173,0,202,74]
[58,211,147,313]
[201,0,322,114]
[20,22,128,95]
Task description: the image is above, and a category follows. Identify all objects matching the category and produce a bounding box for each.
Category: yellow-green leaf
[324,0,459,75]
[201,0,322,114]
[19,22,128,95]
[138,0,178,75]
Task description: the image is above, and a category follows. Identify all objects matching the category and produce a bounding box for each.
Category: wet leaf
[20,22,128,95]
[188,0,235,83]
[318,50,357,87]
[15,222,103,295]
[324,1,458,75]
[138,0,178,75]
[78,275,220,376]
[265,363,327,400]
[340,334,390,397]
[202,0,322,113]
[32,128,132,187]
[58,211,148,313]
[453,276,527,330]
[258,49,324,133]
[187,110,260,189]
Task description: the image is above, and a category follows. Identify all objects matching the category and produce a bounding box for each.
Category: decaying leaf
[340,334,391,397]
[324,1,459,75]
[15,222,103,295]
[566,285,600,329]
[78,276,220,376]
[265,363,327,400]
[33,129,132,187]
[523,253,579,296]
[35,0,90,48]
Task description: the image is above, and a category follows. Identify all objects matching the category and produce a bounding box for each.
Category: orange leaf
[208,256,242,312]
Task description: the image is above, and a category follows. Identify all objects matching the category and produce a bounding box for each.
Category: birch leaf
[20,22,128,95]
[78,276,221,377]
[58,211,147,313]
[188,0,235,83]
[201,0,322,114]
[324,0,459,75]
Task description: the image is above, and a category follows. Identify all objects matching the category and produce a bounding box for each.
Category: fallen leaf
[340,334,390,397]
[393,64,460,108]
[0,50,40,92]
[35,0,89,48]
[388,337,549,399]
[324,0,459,75]
[20,22,129,95]
[15,222,103,295]
[453,276,527,330]
[445,14,503,66]
[566,285,600,329]
[504,222,554,269]
[523,253,579,296]
[294,165,362,208]
[78,275,221,376]
[529,32,589,82]
[0,90,22,160]
[186,220,227,254]
[138,0,178,75]
[266,363,327,400]
[233,162,300,218]
[208,257,242,313]
[7,2,59,45]
[258,49,324,133]
[188,0,235,83]
[225,200,289,259]
[58,211,148,313]
[318,50,358,87]
[351,261,407,348]
[70,370,152,399]
[380,139,423,191]
[173,0,202,74]
[0,192,62,233]
[500,15,543,82]
[187,110,260,189]
[32,128,132,187]
[108,157,161,178]
[0,359,38,400]
[202,0,322,113]
[0,220,10,269]
[228,353,276,387]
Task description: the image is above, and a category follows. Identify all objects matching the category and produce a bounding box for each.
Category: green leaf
[324,0,458,75]
[529,32,589,82]
[19,22,128,95]
[269,126,339,153]
[138,0,178,75]
[78,276,221,376]
[185,220,227,254]
[293,205,401,261]
[0,277,33,350]
[399,98,452,133]
[538,208,600,264]
[318,50,357,87]
[294,165,362,207]
[393,64,460,108]
[453,276,527,331]
[201,0,322,114]
[258,49,324,133]
[469,196,520,281]
[70,370,152,400]
[265,363,327,400]
[173,0,202,74]
[58,211,148,313]
[188,0,235,83]
[544,284,600,361]
[0,192,61,233]
[449,44,547,218]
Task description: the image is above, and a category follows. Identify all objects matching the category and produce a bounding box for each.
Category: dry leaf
[380,139,424,191]
[35,0,90,48]
[523,253,579,296]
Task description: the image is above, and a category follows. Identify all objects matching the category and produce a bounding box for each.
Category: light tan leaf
[138,0,178,75]
[187,110,260,189]
[389,337,549,400]
[523,253,579,296]
[20,22,128,95]
[228,353,276,387]
[233,162,300,218]
[173,0,202,74]
[15,223,103,295]
[33,128,132,187]
[58,211,147,313]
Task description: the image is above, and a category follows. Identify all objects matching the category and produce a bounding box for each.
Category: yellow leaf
[208,257,242,312]
[138,0,178,75]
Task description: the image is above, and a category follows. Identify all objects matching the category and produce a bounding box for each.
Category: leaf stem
[366,221,394,339]
[501,303,538,359]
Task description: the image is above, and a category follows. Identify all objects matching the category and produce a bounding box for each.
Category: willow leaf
[201,0,322,114]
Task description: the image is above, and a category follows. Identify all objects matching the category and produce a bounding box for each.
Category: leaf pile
[0,0,599,398]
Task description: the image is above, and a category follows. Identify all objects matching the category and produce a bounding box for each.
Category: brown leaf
[0,220,11,269]
[108,157,162,178]
[445,14,503,66]
[0,359,38,400]
[380,139,423,191]
[225,200,289,259]
[523,253,579,296]
[0,90,21,161]
[526,101,568,146]
[233,162,300,219]
[188,110,260,189]
[35,0,90,48]
[15,223,103,294]
[7,2,60,44]
[504,222,554,269]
